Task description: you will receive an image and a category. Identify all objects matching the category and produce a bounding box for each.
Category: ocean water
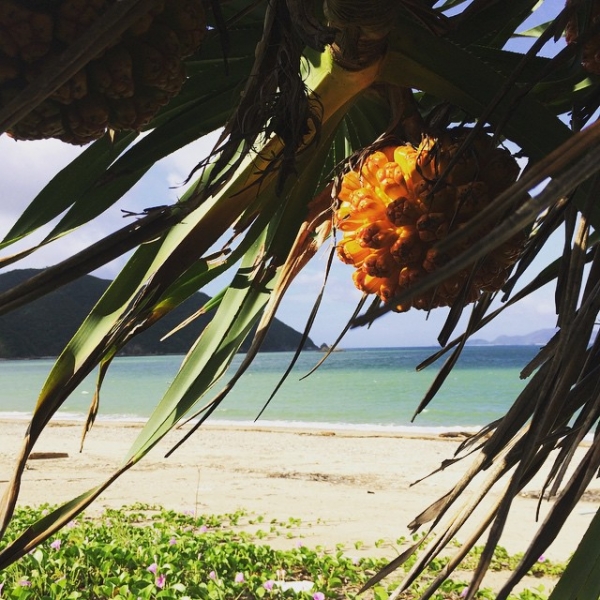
[0,346,540,434]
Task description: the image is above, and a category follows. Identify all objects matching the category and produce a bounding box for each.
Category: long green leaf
[548,508,600,600]
[380,20,572,162]
[136,119,346,456]
[0,469,129,570]
[515,21,554,38]
[124,229,276,463]
[123,88,361,461]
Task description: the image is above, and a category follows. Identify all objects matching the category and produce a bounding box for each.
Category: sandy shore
[1,419,598,591]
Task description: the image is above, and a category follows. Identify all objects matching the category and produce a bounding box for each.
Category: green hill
[0,269,318,358]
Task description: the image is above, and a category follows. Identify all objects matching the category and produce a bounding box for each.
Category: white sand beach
[1,419,598,592]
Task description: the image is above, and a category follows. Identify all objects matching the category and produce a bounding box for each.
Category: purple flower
[199,525,208,533]
[208,571,217,580]
[313,593,325,600]
[538,555,546,562]
[460,588,469,598]
[50,539,61,551]
[169,537,177,546]
[155,574,166,589]
[296,540,303,548]
[147,563,158,575]
[263,580,275,591]
[234,572,245,583]
[19,580,31,587]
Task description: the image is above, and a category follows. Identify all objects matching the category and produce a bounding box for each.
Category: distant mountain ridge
[468,328,559,346]
[0,269,318,358]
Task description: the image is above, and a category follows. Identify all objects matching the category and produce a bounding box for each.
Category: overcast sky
[0,2,566,348]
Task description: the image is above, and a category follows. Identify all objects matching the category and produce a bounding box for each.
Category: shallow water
[0,346,540,434]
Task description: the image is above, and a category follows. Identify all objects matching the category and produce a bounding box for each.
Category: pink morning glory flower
[169,537,177,545]
[208,571,217,580]
[50,539,61,550]
[155,574,166,589]
[460,588,469,598]
[234,572,245,583]
[263,580,275,591]
[147,563,158,575]
[539,555,546,562]
[199,525,208,533]
[19,580,31,587]
[313,592,325,600]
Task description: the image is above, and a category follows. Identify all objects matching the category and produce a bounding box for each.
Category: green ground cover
[0,505,560,600]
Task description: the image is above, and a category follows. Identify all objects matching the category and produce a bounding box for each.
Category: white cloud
[159,131,221,188]
[0,136,83,221]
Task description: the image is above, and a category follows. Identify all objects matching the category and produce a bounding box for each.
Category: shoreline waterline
[0,412,485,436]
[0,419,597,567]
[2,417,593,447]
[0,347,542,431]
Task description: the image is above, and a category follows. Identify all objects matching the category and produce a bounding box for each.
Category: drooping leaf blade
[380,20,573,162]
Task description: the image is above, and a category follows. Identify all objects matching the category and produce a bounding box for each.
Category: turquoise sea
[0,346,540,434]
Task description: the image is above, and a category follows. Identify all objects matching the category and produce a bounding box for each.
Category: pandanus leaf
[380,20,572,161]
[548,508,600,600]
[0,41,382,563]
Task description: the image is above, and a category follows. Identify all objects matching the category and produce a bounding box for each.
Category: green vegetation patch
[0,504,563,599]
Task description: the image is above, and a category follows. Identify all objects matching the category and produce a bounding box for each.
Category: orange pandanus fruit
[334,131,526,312]
[0,0,205,144]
